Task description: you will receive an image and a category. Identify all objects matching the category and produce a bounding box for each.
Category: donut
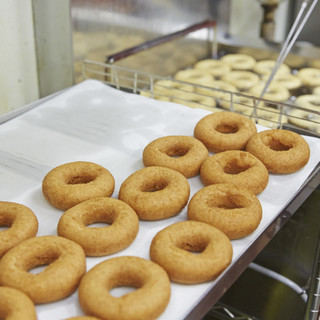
[0,235,86,304]
[253,60,291,76]
[252,105,288,128]
[57,197,139,256]
[313,86,320,96]
[0,201,38,258]
[174,68,212,85]
[220,53,256,70]
[193,59,231,78]
[78,256,171,320]
[220,95,264,115]
[297,68,320,88]
[262,73,302,94]
[118,166,190,220]
[200,150,269,194]
[194,111,257,153]
[221,71,260,91]
[151,79,195,100]
[42,161,115,210]
[195,79,237,102]
[149,220,233,284]
[288,109,320,133]
[250,83,290,102]
[187,183,262,239]
[0,286,37,320]
[295,94,320,111]
[246,129,310,174]
[142,135,209,178]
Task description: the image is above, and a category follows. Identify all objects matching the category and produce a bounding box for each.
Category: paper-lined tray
[0,80,319,320]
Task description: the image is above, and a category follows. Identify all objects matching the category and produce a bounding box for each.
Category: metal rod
[105,20,216,63]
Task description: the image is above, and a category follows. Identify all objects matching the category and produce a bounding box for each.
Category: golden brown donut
[200,150,269,194]
[187,183,262,239]
[57,197,139,256]
[0,235,86,304]
[221,71,260,91]
[220,53,256,70]
[149,220,233,284]
[78,256,171,320]
[42,161,115,210]
[118,166,190,220]
[193,59,231,79]
[0,201,38,258]
[194,111,257,153]
[246,129,310,174]
[0,286,37,320]
[142,135,209,178]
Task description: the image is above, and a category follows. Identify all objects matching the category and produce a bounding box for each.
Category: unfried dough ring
[0,287,37,320]
[221,71,260,91]
[118,166,190,220]
[42,161,115,210]
[142,135,209,178]
[187,183,262,239]
[194,111,257,153]
[200,150,269,194]
[246,129,310,174]
[149,220,233,284]
[78,256,171,320]
[220,53,256,70]
[57,197,139,256]
[0,235,86,304]
[193,59,231,79]
[0,201,38,258]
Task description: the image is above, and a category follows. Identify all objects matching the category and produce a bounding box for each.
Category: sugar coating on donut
[78,256,171,320]
[0,201,38,258]
[42,161,115,210]
[246,129,310,174]
[0,235,86,304]
[188,183,262,239]
[0,286,37,320]
[150,220,233,284]
[119,166,190,220]
[194,111,257,153]
[200,150,269,194]
[143,135,209,178]
[57,197,139,256]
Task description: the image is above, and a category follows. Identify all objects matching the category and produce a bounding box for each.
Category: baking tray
[0,80,319,320]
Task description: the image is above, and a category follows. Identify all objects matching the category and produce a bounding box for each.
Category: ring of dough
[78,256,171,320]
[0,235,86,304]
[0,201,38,258]
[200,150,269,194]
[298,68,320,87]
[42,161,115,210]
[220,54,256,70]
[194,111,257,153]
[246,129,310,174]
[0,286,37,320]
[118,166,190,220]
[57,197,139,256]
[295,94,320,110]
[142,135,209,178]
[187,183,262,239]
[174,69,212,85]
[250,83,290,102]
[193,59,231,78]
[149,220,233,284]
[221,71,260,91]
[253,60,291,76]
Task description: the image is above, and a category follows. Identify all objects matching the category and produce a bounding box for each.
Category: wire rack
[81,59,320,138]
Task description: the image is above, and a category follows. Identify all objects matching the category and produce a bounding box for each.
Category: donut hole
[0,225,10,231]
[207,194,246,209]
[110,286,137,297]
[175,237,208,254]
[223,159,251,174]
[216,123,239,134]
[108,273,144,297]
[267,138,292,151]
[142,180,168,193]
[27,251,60,275]
[67,174,96,185]
[165,145,190,158]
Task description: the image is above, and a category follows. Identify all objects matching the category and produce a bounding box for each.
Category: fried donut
[194,111,257,153]
[118,166,190,220]
[0,287,37,320]
[142,135,209,178]
[221,71,260,91]
[78,256,171,320]
[150,220,233,284]
[57,197,139,256]
[200,150,269,194]
[221,53,256,70]
[187,183,262,239]
[0,201,38,258]
[298,68,320,88]
[0,235,86,304]
[246,129,310,174]
[193,59,231,79]
[42,161,115,210]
